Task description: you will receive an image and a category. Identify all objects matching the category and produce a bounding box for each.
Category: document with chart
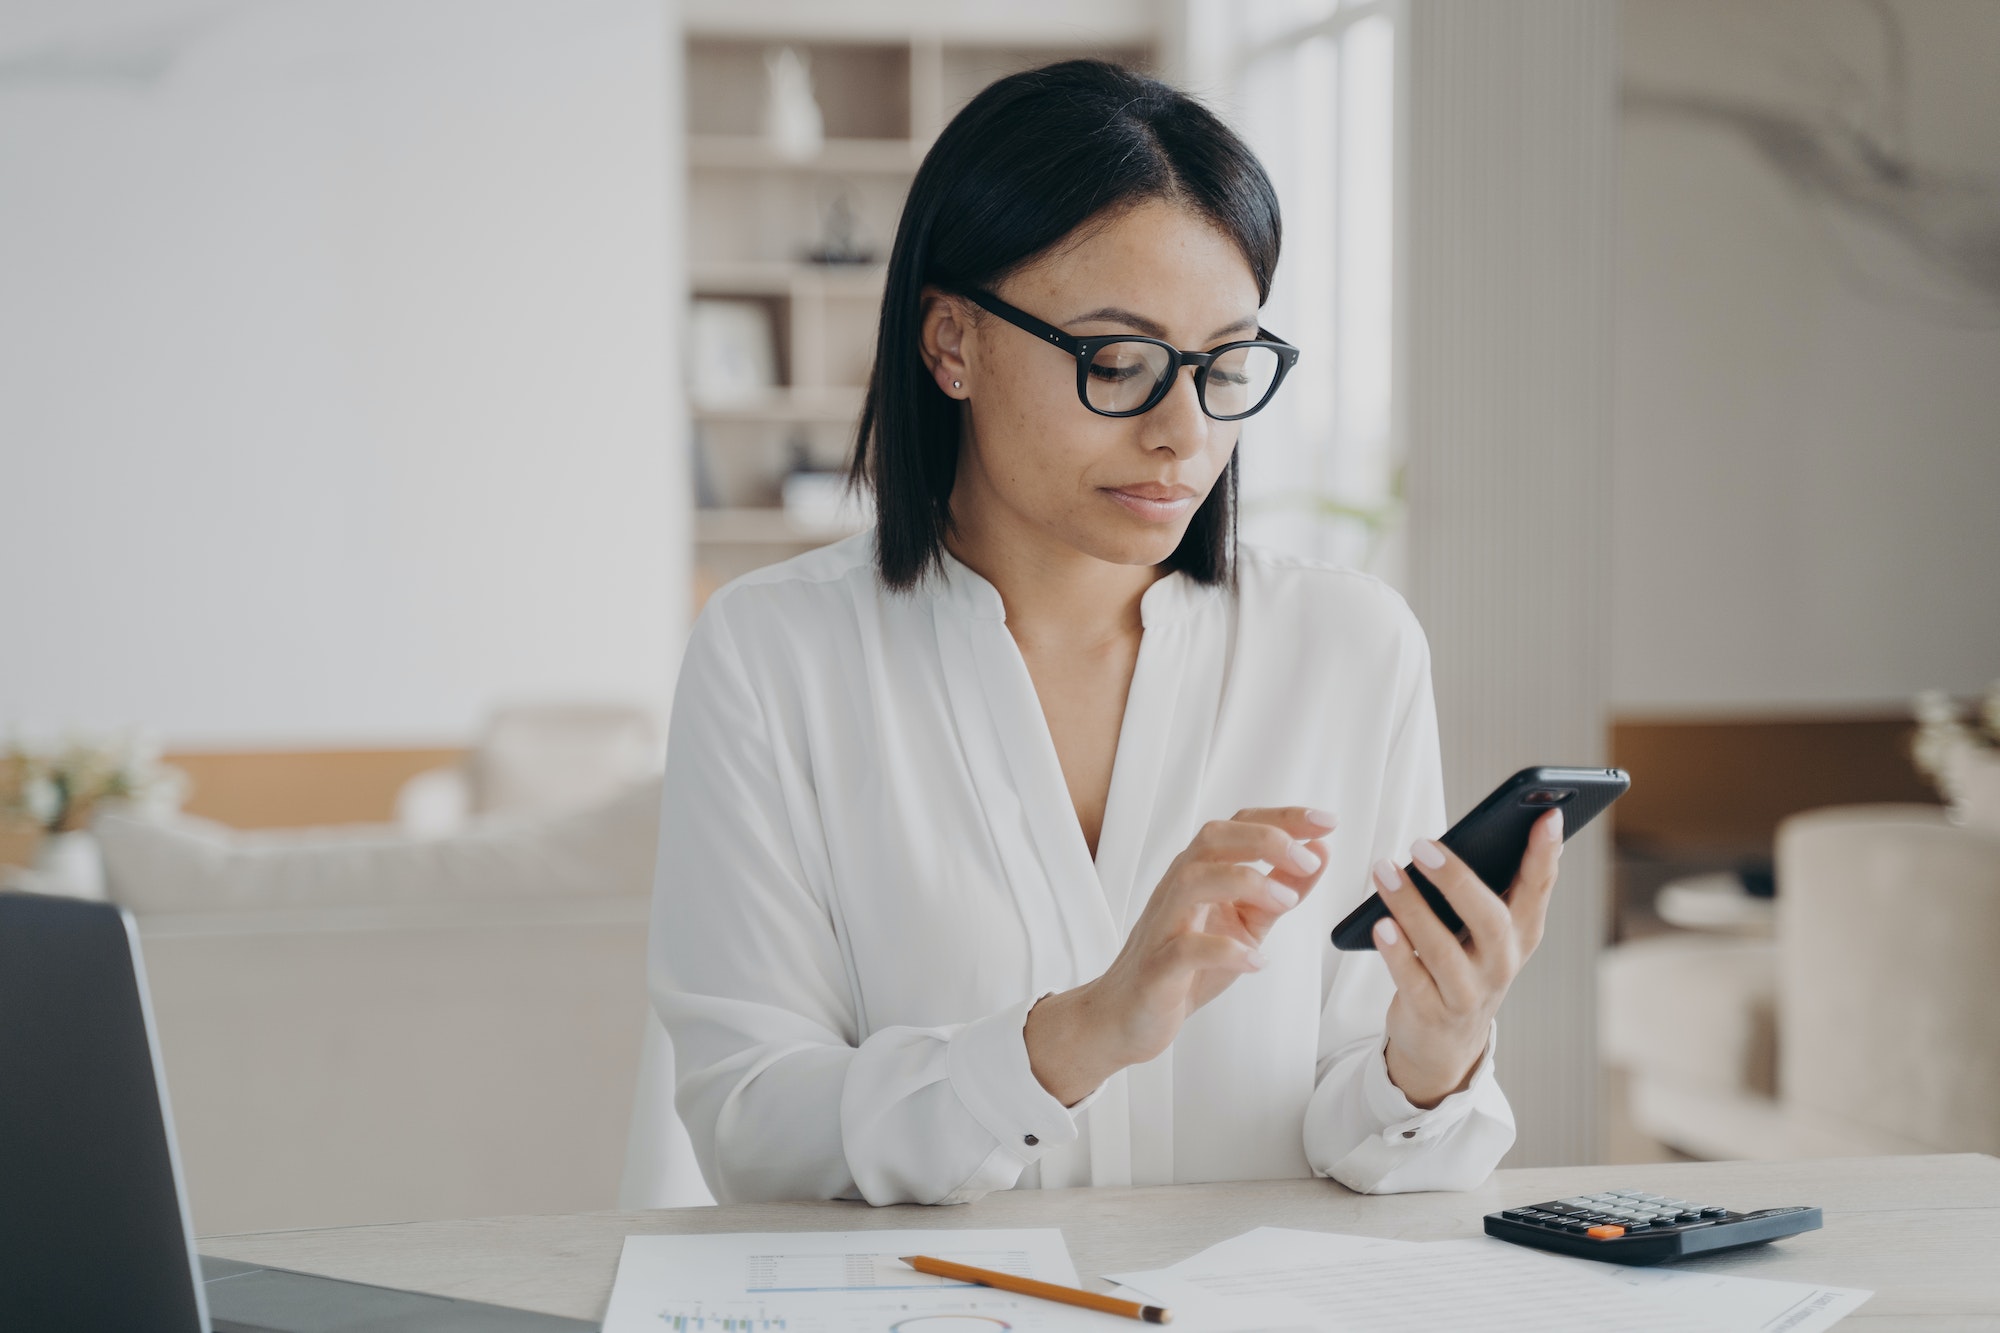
[601,1228,1138,1333]
[1107,1226,1871,1333]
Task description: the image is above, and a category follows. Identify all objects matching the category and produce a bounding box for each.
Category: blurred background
[3,0,1996,1235]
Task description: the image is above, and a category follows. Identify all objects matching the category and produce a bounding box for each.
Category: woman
[650,59,1562,1206]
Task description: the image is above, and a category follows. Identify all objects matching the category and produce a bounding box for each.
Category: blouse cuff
[1361,1019,1500,1144]
[946,994,1089,1164]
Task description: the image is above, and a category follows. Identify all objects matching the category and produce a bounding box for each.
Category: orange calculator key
[1586,1224,1626,1239]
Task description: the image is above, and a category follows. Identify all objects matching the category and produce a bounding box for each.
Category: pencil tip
[1148,1310,1171,1324]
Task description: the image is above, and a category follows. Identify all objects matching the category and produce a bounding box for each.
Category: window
[1198,0,1400,580]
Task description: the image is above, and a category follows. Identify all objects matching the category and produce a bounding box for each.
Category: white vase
[1943,742,2000,834]
[32,829,107,900]
[762,45,824,162]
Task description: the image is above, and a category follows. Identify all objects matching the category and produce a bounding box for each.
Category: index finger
[1184,819,1325,879]
[1230,806,1340,840]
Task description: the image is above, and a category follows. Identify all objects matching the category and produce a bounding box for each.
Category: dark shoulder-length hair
[848,58,1283,593]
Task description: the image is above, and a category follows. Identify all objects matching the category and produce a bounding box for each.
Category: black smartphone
[1330,765,1631,951]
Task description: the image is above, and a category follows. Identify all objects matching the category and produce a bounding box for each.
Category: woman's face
[921,198,1264,571]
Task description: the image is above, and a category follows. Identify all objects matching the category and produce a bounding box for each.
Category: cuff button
[1401,1129,1417,1139]
[1024,1134,1039,1146]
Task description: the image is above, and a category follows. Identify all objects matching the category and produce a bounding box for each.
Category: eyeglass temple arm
[963,288,1085,352]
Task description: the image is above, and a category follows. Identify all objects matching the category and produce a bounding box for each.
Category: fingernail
[1545,808,1565,841]
[1268,882,1300,910]
[1374,918,1401,948]
[1410,838,1446,869]
[1285,841,1321,874]
[1245,948,1268,971]
[1305,808,1338,830]
[1372,857,1402,892]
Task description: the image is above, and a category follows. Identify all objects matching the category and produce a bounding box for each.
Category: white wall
[1613,0,2000,716]
[0,0,686,747]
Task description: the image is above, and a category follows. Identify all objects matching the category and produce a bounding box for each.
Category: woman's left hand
[1369,805,1564,1108]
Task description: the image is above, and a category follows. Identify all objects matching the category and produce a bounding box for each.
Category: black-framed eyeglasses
[962,287,1301,421]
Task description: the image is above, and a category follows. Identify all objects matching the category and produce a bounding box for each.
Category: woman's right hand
[1023,807,1337,1105]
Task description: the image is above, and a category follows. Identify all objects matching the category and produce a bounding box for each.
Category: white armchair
[1775,804,2000,1156]
[1601,803,2000,1160]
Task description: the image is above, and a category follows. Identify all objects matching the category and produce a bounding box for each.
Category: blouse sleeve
[648,592,1096,1206]
[1300,593,1518,1191]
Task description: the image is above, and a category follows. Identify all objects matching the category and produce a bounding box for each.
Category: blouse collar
[928,539,1214,629]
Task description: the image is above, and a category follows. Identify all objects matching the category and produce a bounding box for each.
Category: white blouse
[649,530,1515,1206]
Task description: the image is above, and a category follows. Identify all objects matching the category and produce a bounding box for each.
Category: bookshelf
[678,3,1172,597]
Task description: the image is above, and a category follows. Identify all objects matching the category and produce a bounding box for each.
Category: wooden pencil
[899,1253,1172,1324]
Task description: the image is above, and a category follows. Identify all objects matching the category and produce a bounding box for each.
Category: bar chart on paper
[658,1304,790,1331]
[602,1230,1134,1333]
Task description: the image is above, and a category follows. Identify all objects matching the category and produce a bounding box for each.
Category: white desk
[202,1154,1999,1329]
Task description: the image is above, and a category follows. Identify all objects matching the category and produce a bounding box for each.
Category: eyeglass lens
[1084,341,1284,417]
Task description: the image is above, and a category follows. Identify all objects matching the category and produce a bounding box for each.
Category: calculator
[1484,1187,1822,1265]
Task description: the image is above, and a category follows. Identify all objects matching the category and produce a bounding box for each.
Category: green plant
[1910,680,2000,799]
[0,732,188,834]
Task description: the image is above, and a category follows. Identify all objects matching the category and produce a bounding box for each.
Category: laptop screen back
[0,893,209,1333]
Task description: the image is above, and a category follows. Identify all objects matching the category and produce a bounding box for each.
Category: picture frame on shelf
[687,297,778,406]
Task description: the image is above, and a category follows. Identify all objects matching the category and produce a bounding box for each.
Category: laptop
[0,891,597,1332]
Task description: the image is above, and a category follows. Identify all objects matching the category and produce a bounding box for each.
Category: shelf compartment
[687,171,906,269]
[687,38,911,141]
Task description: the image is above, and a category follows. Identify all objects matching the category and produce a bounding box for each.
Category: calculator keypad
[1501,1188,1728,1239]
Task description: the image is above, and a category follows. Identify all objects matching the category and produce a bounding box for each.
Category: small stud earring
[951,380,962,390]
